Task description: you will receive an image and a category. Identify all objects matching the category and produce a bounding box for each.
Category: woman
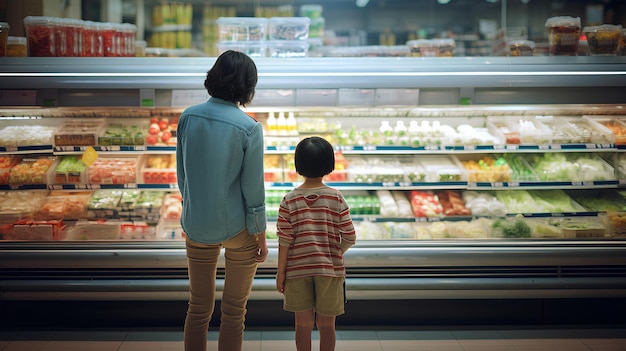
[176,50,268,351]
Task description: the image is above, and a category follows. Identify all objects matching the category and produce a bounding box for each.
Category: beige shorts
[283,276,345,316]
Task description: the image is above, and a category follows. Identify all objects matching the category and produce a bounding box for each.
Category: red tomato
[161,131,172,143]
[146,135,158,145]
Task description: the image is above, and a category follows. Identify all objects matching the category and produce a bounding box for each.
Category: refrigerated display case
[0,56,626,305]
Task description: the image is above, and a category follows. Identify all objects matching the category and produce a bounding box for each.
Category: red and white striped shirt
[277,186,356,280]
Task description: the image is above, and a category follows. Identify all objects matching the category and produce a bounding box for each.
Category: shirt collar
[209,96,238,108]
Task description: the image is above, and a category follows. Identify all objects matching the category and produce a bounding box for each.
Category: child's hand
[276,272,286,294]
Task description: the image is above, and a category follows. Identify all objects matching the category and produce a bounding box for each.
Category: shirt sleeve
[337,191,357,251]
[241,122,267,235]
[276,197,294,247]
[175,114,186,196]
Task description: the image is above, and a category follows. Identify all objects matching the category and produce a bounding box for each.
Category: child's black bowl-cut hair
[295,136,335,178]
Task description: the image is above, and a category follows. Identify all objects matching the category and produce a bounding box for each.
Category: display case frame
[1,56,626,302]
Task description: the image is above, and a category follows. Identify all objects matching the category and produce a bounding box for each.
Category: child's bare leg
[295,309,315,351]
[315,313,336,351]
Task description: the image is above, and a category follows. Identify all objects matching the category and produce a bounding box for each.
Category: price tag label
[81,146,99,166]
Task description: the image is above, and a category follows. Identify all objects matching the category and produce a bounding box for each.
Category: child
[276,136,357,351]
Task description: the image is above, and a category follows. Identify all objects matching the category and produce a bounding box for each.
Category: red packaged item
[24,16,56,57]
[140,155,176,184]
[8,219,65,241]
[409,190,443,217]
[162,193,182,221]
[82,21,97,56]
[60,18,82,57]
[88,156,139,184]
[437,190,471,216]
[101,22,116,57]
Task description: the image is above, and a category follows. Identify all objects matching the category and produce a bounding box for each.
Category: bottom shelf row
[1,188,626,241]
[0,213,623,241]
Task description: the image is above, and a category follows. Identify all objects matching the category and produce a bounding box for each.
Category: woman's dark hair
[295,136,335,178]
[204,50,258,107]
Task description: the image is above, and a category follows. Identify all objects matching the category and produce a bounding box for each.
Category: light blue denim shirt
[176,97,266,244]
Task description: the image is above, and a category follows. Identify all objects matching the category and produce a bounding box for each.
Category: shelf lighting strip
[0,71,625,77]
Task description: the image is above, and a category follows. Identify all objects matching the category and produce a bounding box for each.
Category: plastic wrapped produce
[36,193,91,220]
[88,156,139,184]
[0,190,48,224]
[418,156,464,182]
[9,157,54,186]
[529,153,615,182]
[140,154,176,184]
[99,122,147,146]
[454,124,500,145]
[527,189,581,213]
[52,156,87,184]
[437,190,470,216]
[5,219,65,240]
[461,155,511,182]
[445,218,490,239]
[491,217,531,238]
[591,118,626,145]
[570,190,626,212]
[462,191,506,217]
[0,125,57,147]
[347,156,404,183]
[54,119,105,146]
[502,154,538,181]
[0,155,23,184]
[217,17,267,41]
[427,221,447,239]
[391,191,413,217]
[375,190,398,217]
[496,189,579,214]
[162,192,182,221]
[269,17,310,40]
[353,221,386,240]
[409,190,443,217]
[496,190,542,213]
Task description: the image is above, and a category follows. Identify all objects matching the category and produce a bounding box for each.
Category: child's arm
[276,244,289,294]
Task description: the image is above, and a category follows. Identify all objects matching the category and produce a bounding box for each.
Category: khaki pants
[184,230,259,351]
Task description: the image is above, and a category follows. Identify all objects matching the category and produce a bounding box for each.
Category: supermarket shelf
[1,180,618,191]
[0,143,616,154]
[268,212,604,223]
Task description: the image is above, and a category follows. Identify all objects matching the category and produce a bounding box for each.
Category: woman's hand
[255,232,268,263]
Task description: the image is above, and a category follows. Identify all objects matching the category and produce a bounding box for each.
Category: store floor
[1,326,625,351]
